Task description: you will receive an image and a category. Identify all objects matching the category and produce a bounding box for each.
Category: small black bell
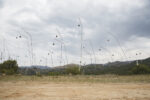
[107,39,110,42]
[136,53,138,55]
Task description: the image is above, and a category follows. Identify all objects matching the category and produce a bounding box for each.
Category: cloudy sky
[0,0,150,67]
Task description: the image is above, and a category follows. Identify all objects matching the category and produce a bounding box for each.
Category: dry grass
[0,75,150,83]
[0,75,150,100]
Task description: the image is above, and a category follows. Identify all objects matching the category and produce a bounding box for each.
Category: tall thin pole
[0,38,4,62]
[107,31,127,61]
[136,53,139,66]
[16,31,31,66]
[60,43,62,66]
[78,18,83,71]
[55,29,69,66]
[21,28,34,66]
[83,46,92,64]
[48,45,54,67]
[50,52,53,67]
[3,38,6,61]
[63,44,68,65]
[89,40,96,64]
[0,52,2,62]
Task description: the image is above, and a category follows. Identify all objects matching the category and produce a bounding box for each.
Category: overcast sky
[0,0,150,67]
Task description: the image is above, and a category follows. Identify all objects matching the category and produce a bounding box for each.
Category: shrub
[65,64,80,75]
[48,72,60,76]
[131,64,150,74]
[36,72,42,77]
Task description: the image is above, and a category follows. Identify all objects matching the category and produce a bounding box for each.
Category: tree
[0,60,18,75]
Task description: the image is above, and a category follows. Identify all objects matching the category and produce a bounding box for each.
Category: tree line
[0,58,150,76]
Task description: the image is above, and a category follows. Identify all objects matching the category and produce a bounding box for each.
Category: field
[0,75,150,100]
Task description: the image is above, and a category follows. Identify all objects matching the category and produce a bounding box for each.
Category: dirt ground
[0,81,150,100]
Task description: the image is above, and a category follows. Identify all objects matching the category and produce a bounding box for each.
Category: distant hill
[18,57,150,75]
[82,57,150,75]
[19,65,52,75]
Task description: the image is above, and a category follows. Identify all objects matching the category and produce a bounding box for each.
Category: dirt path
[0,81,150,100]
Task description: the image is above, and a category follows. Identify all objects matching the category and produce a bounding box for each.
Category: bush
[36,72,42,77]
[65,64,80,75]
[0,60,18,75]
[131,64,150,74]
[48,72,60,76]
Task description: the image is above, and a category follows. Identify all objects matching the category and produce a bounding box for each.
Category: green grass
[0,75,150,83]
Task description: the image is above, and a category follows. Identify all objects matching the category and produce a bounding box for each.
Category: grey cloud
[80,0,150,50]
[109,1,150,38]
[124,3,150,37]
[0,0,4,8]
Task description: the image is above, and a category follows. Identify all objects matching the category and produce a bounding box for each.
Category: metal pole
[78,18,83,71]
[56,29,68,65]
[50,52,53,67]
[21,28,34,66]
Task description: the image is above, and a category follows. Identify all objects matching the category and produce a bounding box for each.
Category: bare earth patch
[0,81,150,100]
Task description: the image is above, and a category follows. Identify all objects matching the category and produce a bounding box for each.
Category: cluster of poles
[0,19,147,68]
